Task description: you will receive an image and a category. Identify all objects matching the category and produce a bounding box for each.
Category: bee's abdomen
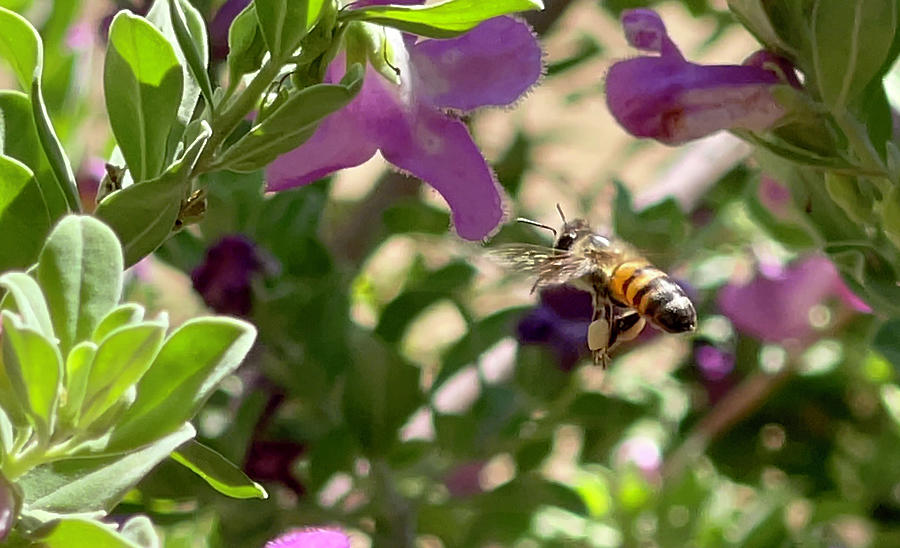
[610,262,696,333]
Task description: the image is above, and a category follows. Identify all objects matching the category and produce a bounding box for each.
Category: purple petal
[717,256,839,342]
[621,9,681,58]
[743,50,802,88]
[266,529,350,548]
[191,235,262,317]
[758,175,792,219]
[266,65,383,190]
[411,16,543,111]
[210,0,251,61]
[378,105,505,240]
[606,57,785,145]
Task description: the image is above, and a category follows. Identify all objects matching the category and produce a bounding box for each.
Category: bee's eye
[555,232,576,250]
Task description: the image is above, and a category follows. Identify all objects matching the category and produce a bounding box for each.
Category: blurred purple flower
[209,0,251,62]
[758,175,793,219]
[266,528,349,548]
[517,285,592,371]
[606,9,794,145]
[694,343,735,404]
[444,460,485,497]
[267,12,543,240]
[191,235,263,317]
[718,255,871,342]
[244,440,306,497]
[75,157,106,213]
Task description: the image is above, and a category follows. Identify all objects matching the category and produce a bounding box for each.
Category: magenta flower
[265,528,349,548]
[266,13,543,240]
[606,9,794,145]
[516,286,593,371]
[717,255,871,342]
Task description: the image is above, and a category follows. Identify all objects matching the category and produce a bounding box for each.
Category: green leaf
[227,3,267,81]
[92,303,145,343]
[119,515,161,548]
[104,10,184,182]
[0,6,39,91]
[0,272,53,337]
[812,0,897,110]
[147,0,210,158]
[255,0,327,59]
[18,423,194,515]
[33,518,143,548]
[0,7,79,213]
[0,91,65,223]
[94,124,209,266]
[58,341,96,428]
[1,311,62,440]
[79,322,166,428]
[216,64,363,172]
[36,216,123,356]
[106,317,255,453]
[612,180,687,258]
[340,0,544,38]
[171,439,268,499]
[166,0,214,110]
[342,333,423,456]
[0,154,50,271]
[874,318,900,370]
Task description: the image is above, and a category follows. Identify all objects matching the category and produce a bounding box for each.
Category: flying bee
[489,206,696,368]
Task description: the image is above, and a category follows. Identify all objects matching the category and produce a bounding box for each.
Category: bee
[490,206,696,367]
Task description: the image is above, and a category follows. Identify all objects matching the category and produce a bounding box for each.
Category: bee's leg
[607,310,646,353]
[588,301,614,368]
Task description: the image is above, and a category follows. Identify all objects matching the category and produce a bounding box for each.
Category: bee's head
[554,219,593,250]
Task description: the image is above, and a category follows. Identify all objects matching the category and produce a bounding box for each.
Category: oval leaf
[92,303,145,343]
[106,317,256,453]
[33,518,143,548]
[0,154,50,271]
[94,125,209,266]
[171,439,268,499]
[0,6,40,90]
[341,0,544,38]
[1,311,62,440]
[0,91,65,223]
[0,272,53,337]
[255,0,327,59]
[813,0,898,110]
[36,215,124,356]
[227,3,267,80]
[104,11,184,182]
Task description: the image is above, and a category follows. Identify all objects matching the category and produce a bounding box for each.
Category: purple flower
[209,0,251,62]
[244,440,306,497]
[267,13,543,240]
[444,460,485,497]
[191,235,263,317]
[758,175,793,219]
[517,286,592,371]
[265,528,350,548]
[694,343,735,404]
[717,255,870,342]
[606,9,794,145]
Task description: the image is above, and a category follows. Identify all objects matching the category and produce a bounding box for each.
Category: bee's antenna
[516,217,557,238]
[556,204,567,225]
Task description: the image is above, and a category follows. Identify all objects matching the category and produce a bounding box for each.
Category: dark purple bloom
[606,9,794,145]
[244,440,306,497]
[717,255,870,342]
[191,235,263,317]
[267,13,543,240]
[517,286,592,371]
[209,0,251,61]
[265,528,349,548]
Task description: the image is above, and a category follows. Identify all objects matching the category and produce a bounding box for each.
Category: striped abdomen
[608,261,696,333]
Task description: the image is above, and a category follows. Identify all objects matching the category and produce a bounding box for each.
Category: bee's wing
[487,244,598,287]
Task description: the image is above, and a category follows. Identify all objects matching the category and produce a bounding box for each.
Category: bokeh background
[3,0,897,546]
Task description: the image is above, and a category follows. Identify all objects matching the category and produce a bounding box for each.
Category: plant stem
[372,459,415,548]
[193,58,284,176]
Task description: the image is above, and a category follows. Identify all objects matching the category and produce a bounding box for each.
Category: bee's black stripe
[619,266,646,299]
[632,276,669,312]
